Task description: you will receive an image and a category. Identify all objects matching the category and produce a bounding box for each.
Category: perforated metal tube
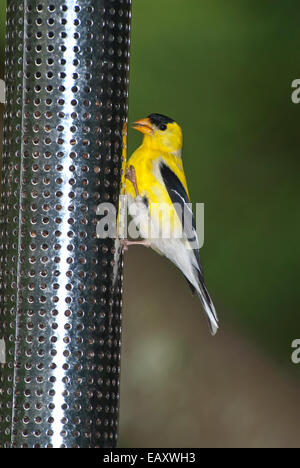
[0,0,131,448]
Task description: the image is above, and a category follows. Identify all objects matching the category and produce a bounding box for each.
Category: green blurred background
[1,0,300,448]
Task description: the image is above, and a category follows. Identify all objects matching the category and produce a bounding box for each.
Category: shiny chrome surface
[0,0,131,448]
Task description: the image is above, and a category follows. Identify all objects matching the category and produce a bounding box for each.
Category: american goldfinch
[124,113,218,335]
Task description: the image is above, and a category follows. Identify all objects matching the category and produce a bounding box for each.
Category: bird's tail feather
[194,269,219,336]
[172,253,219,335]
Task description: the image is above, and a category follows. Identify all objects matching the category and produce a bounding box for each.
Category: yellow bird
[124,113,218,335]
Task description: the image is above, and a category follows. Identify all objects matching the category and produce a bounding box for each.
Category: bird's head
[132,113,183,155]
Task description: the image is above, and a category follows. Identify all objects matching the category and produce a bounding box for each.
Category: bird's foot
[122,239,151,251]
[125,165,139,197]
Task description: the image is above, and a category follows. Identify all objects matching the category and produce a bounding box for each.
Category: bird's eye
[159,124,167,131]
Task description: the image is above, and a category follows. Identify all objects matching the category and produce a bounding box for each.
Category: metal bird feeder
[0,0,131,448]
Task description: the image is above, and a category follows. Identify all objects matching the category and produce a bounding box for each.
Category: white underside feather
[127,195,219,335]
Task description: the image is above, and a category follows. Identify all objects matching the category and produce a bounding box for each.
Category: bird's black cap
[148,113,175,127]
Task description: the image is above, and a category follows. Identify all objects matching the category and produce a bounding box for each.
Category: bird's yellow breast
[125,146,190,239]
[125,145,189,203]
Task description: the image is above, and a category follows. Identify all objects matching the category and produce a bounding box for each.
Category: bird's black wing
[159,161,203,276]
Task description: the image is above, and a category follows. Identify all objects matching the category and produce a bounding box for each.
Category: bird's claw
[125,165,137,184]
[125,165,139,196]
[121,239,129,252]
[121,239,151,251]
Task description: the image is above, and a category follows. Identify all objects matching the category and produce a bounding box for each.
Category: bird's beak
[132,118,154,135]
